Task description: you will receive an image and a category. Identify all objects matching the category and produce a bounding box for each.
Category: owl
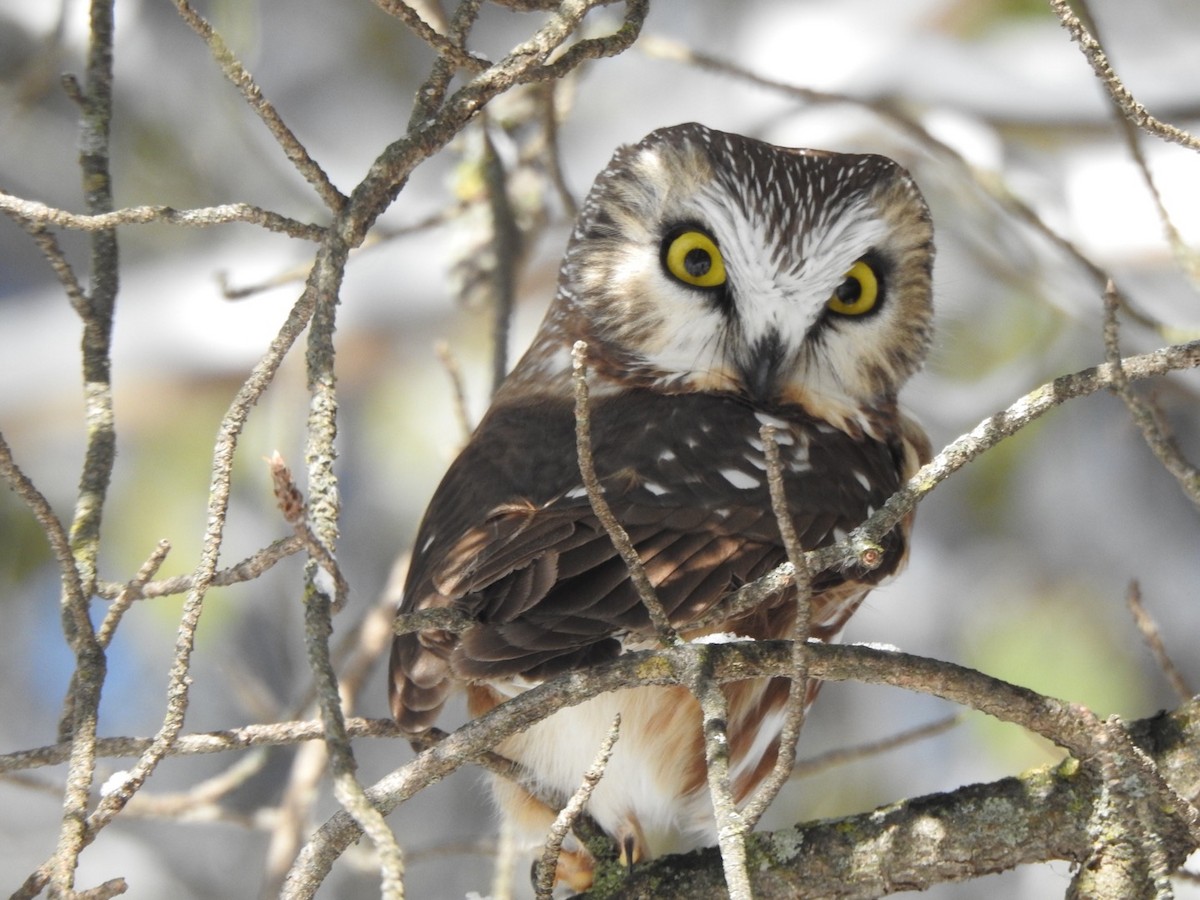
[389,123,933,891]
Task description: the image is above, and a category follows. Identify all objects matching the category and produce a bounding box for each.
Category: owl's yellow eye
[827,260,879,316]
[663,230,726,288]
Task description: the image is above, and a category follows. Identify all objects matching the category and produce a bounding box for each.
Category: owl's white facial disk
[551,123,934,434]
[649,186,892,404]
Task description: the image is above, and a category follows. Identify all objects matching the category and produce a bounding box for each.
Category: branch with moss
[590,696,1200,900]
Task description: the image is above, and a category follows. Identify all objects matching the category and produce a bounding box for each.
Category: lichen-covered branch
[286,641,1200,897]
[596,697,1199,899]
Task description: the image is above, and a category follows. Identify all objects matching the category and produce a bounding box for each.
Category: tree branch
[0,193,328,241]
[598,697,1199,899]
[286,641,1200,897]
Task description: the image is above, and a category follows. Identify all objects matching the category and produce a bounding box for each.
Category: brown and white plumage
[389,123,933,889]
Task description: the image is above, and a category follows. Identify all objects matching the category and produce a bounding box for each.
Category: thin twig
[1101,282,1200,510]
[372,0,491,73]
[532,714,621,900]
[0,431,85,610]
[303,574,406,898]
[0,192,327,241]
[1125,581,1194,703]
[686,661,751,900]
[116,746,269,820]
[1048,0,1200,153]
[806,338,1200,579]
[792,714,964,779]
[434,341,475,444]
[740,425,813,831]
[170,0,347,212]
[96,540,171,648]
[690,561,797,632]
[0,220,88,310]
[1074,0,1200,286]
[218,205,466,300]
[408,0,485,126]
[262,600,398,895]
[537,80,578,218]
[570,341,677,644]
[94,535,303,600]
[346,0,649,246]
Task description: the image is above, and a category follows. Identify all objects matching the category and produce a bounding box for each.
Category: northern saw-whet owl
[390,123,934,891]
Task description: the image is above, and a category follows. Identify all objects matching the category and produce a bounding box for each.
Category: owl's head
[544,123,933,436]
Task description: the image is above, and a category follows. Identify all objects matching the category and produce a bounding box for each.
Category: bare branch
[51,0,121,890]
[686,663,751,899]
[792,714,964,779]
[373,0,491,73]
[1125,581,1194,703]
[538,80,579,218]
[533,714,621,900]
[1101,283,1200,511]
[809,338,1200,578]
[345,0,649,245]
[0,718,401,775]
[1049,0,1200,153]
[1073,0,1200,286]
[170,0,347,212]
[0,192,327,241]
[94,535,303,600]
[0,218,88,309]
[286,642,1200,896]
[616,701,1198,899]
[218,205,466,300]
[96,539,171,649]
[435,341,475,445]
[571,341,677,644]
[741,425,813,830]
[302,573,405,897]
[0,431,86,614]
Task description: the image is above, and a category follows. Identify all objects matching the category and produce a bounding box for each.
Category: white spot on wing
[564,486,588,500]
[853,470,872,491]
[719,467,760,490]
[744,452,767,470]
[754,412,789,430]
[643,481,669,496]
[658,449,677,462]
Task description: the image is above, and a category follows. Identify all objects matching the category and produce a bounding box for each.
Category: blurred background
[1,0,1199,897]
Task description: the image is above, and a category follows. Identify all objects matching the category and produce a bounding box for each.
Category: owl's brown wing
[390,388,913,732]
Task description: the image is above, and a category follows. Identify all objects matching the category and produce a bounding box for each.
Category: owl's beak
[740,329,787,403]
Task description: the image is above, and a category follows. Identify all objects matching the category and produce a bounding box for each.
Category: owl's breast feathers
[390,388,922,732]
